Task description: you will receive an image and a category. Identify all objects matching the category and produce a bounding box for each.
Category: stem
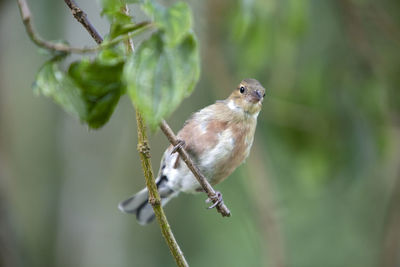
[160,120,231,217]
[135,111,188,267]
[122,4,188,267]
[17,0,81,52]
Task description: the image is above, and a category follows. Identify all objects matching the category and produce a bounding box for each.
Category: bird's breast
[204,120,257,185]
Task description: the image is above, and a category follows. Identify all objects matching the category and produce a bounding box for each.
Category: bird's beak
[250,90,263,103]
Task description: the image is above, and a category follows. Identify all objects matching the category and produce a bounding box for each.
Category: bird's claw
[206,191,223,209]
[171,139,185,154]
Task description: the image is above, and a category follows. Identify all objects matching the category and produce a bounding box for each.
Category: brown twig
[17,0,153,54]
[17,0,86,53]
[64,0,103,44]
[160,120,231,217]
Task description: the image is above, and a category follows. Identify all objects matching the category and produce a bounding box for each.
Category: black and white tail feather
[118,175,179,225]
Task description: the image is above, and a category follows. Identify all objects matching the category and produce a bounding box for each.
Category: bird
[118,78,266,225]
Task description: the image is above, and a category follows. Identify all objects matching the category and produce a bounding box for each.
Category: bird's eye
[263,93,266,98]
[239,86,245,94]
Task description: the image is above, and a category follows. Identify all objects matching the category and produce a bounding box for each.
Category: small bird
[119,79,266,224]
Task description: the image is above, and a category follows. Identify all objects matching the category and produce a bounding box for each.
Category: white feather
[227,100,238,111]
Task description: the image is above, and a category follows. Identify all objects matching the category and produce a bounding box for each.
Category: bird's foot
[206,191,224,209]
[171,139,186,154]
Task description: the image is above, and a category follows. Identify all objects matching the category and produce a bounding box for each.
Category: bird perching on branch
[119,79,266,224]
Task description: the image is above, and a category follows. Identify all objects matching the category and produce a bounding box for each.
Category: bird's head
[227,79,266,116]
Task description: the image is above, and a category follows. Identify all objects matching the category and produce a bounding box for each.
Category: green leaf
[109,21,152,40]
[108,13,133,39]
[101,0,134,40]
[33,58,87,119]
[34,49,125,129]
[68,49,125,129]
[141,1,192,47]
[123,31,200,128]
[101,0,125,19]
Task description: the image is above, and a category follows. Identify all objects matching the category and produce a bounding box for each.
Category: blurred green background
[1,0,400,266]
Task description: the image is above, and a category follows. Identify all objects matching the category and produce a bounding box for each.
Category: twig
[135,111,188,267]
[17,0,84,53]
[64,0,103,44]
[160,120,231,217]
[17,0,153,54]
[122,4,188,267]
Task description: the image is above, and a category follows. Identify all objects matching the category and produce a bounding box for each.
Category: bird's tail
[118,176,178,225]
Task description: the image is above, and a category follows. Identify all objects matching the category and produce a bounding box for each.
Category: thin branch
[160,120,231,217]
[122,4,188,267]
[135,111,188,267]
[64,0,103,44]
[17,0,153,54]
[17,0,83,53]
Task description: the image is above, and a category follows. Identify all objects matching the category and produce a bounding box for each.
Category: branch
[17,0,84,53]
[64,0,103,44]
[17,0,153,54]
[160,120,231,217]
[122,5,188,267]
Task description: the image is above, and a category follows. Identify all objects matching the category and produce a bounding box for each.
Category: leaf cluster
[34,0,200,129]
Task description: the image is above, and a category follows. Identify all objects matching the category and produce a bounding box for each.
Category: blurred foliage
[1,0,400,266]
